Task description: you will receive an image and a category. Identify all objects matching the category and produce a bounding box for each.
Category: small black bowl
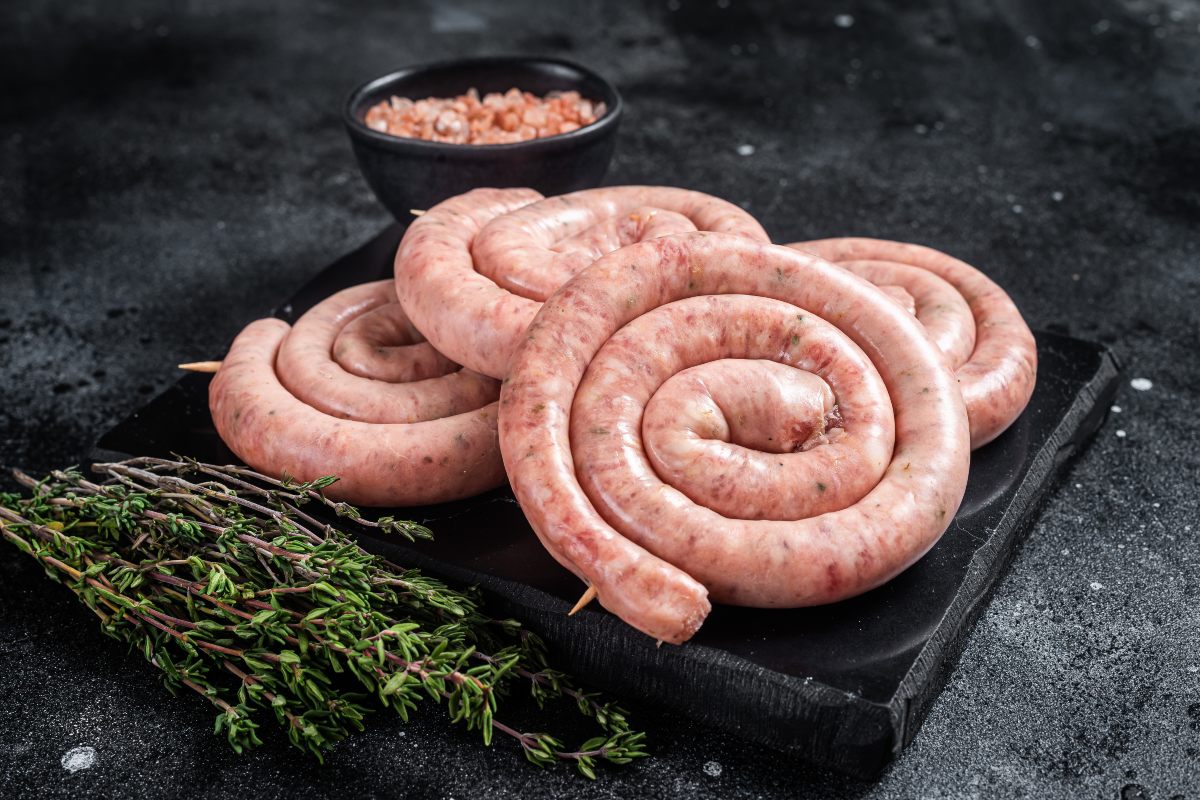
[343,56,622,218]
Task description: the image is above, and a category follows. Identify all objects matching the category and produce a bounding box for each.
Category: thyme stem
[0,460,646,777]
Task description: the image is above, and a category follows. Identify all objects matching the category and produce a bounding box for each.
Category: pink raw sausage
[787,238,1037,448]
[395,186,770,379]
[209,285,505,505]
[499,233,971,644]
[275,281,498,424]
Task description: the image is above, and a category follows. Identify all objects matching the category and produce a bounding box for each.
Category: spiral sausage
[395,186,770,379]
[787,238,1037,448]
[210,282,505,506]
[498,233,971,643]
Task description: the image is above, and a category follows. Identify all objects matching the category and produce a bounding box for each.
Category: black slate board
[93,226,1119,778]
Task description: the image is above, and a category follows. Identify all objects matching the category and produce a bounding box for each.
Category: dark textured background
[1,1,1197,798]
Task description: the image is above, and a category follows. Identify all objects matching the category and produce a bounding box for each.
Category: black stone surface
[1,1,1197,798]
[92,223,1119,778]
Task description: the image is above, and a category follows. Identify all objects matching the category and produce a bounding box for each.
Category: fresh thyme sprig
[0,458,646,778]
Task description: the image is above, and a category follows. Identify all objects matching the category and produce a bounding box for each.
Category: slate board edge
[890,346,1121,763]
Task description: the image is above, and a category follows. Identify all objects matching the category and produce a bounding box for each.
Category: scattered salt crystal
[703,760,723,777]
[1115,430,1127,438]
[1075,483,1082,489]
[1130,377,1152,391]
[1025,35,1041,48]
[915,124,929,135]
[1061,549,1069,555]
[1152,502,1160,508]
[735,143,755,156]
[62,746,96,773]
[1052,190,1064,202]
[834,14,855,28]
[1111,405,1121,413]
[1090,582,1104,590]
[1012,204,1024,214]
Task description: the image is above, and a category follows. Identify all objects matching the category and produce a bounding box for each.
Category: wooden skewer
[410,209,426,216]
[178,361,223,373]
[568,585,597,616]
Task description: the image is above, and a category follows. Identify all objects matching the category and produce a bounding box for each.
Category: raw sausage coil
[498,233,971,644]
[787,238,1037,448]
[210,281,505,506]
[395,186,770,379]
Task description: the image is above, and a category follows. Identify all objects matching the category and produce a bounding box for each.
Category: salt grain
[61,746,96,773]
[1090,582,1104,591]
[834,14,855,28]
[1116,430,1126,438]
[1130,377,1152,391]
[703,760,723,777]
[1111,405,1121,413]
[1052,191,1064,202]
[736,144,756,156]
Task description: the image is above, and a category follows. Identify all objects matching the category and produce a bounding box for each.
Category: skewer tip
[178,360,223,373]
[568,585,597,616]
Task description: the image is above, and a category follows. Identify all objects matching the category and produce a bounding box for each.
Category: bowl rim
[342,55,623,155]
